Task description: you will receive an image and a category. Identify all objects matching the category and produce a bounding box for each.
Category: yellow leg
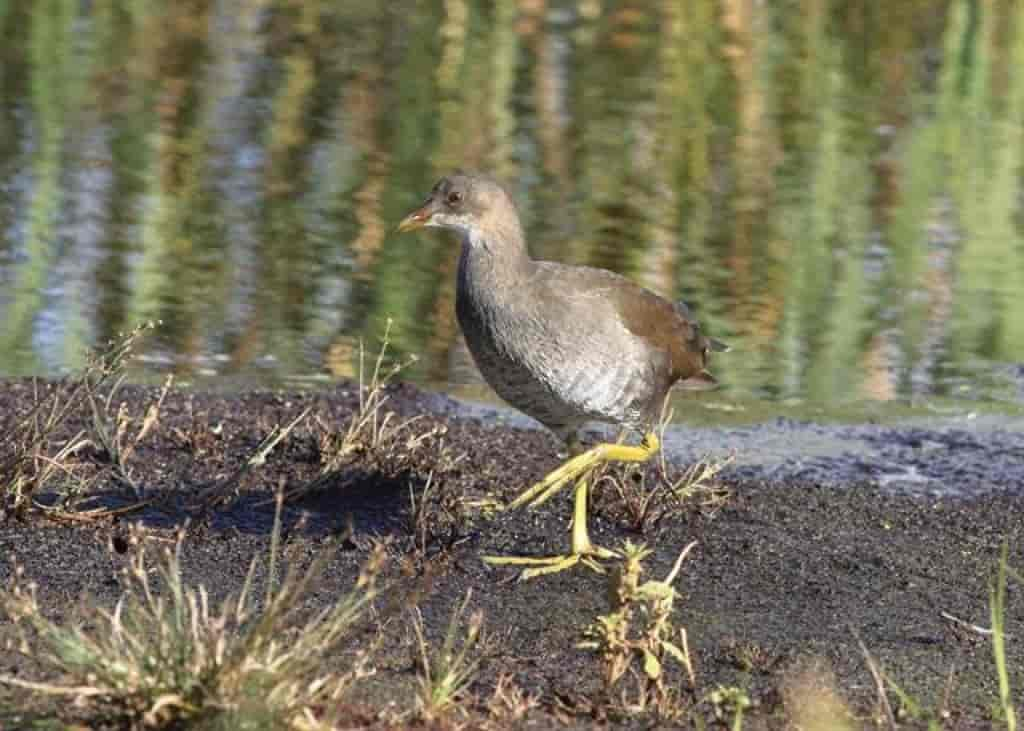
[570,475,616,558]
[483,432,660,579]
[508,431,661,509]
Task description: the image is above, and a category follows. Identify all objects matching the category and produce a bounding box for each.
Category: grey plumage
[401,172,726,441]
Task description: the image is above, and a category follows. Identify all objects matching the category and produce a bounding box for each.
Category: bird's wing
[529,262,724,384]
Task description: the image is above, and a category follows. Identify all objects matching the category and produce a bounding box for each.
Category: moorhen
[398,172,727,578]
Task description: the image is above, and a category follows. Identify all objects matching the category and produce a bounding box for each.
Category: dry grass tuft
[597,454,733,535]
[1,323,156,519]
[200,406,311,510]
[486,673,540,724]
[313,319,421,473]
[271,322,469,563]
[405,470,467,560]
[410,590,485,721]
[0,492,386,729]
[595,407,732,534]
[282,319,461,506]
[88,373,173,497]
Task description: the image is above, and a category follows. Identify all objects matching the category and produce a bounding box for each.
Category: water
[1,0,1023,423]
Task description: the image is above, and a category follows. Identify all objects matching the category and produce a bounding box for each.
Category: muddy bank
[435,391,1024,498]
[1,378,1022,728]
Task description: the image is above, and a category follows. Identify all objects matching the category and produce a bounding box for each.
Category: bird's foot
[482,543,619,580]
[485,432,659,580]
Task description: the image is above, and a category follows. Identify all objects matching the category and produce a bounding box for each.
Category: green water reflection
[1,0,1023,421]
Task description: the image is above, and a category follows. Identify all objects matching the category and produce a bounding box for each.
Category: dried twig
[198,407,311,510]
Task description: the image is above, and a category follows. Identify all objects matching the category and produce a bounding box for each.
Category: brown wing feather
[533,263,720,385]
[609,283,709,383]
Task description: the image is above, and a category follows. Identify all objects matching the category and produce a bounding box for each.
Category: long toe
[482,545,617,580]
[482,553,586,580]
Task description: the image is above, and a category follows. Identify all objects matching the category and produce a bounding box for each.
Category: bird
[397,172,727,579]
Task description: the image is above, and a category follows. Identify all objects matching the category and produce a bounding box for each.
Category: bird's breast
[455,266,663,429]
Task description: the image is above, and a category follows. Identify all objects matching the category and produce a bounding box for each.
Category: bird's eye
[447,190,463,205]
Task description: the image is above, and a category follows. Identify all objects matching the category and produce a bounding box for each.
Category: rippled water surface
[2,1,1023,422]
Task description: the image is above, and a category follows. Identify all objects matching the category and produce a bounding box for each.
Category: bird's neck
[458,223,532,286]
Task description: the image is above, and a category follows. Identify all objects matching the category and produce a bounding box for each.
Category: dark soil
[1,378,1023,729]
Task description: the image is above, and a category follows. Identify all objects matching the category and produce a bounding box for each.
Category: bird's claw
[482,546,617,580]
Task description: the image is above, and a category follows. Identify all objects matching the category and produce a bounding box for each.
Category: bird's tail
[707,337,730,353]
[675,300,730,356]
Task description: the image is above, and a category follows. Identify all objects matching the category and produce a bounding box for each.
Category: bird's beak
[396,202,434,233]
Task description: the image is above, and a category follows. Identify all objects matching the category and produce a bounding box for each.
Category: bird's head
[396,172,518,240]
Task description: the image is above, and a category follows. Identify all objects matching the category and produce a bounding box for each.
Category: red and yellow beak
[396,203,435,233]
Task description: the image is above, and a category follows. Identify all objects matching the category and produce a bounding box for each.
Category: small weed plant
[411,589,485,720]
[579,540,697,719]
